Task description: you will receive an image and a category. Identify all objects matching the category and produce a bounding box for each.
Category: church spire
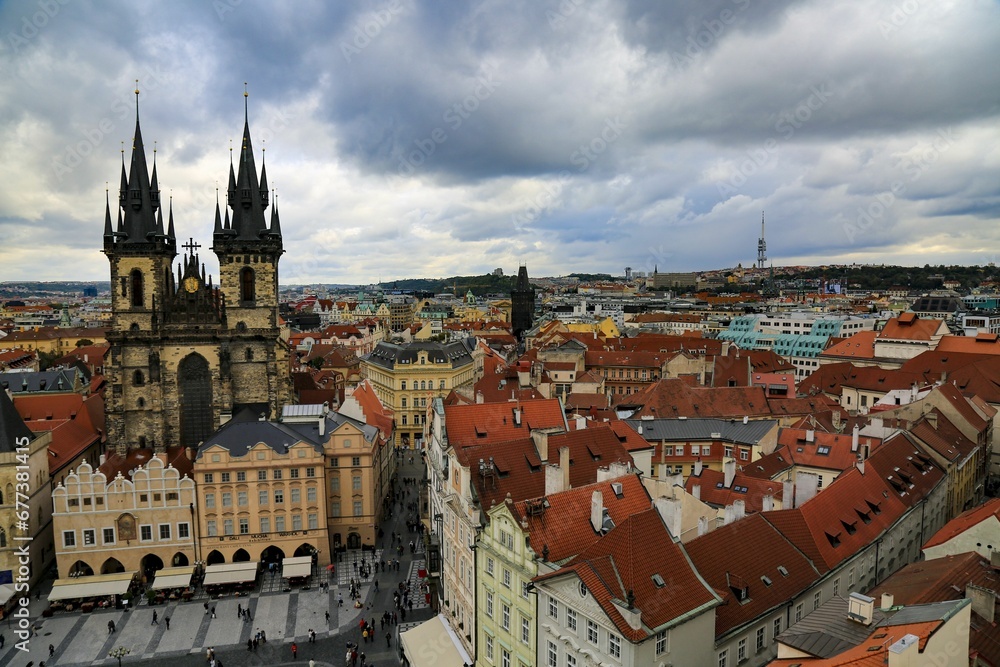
[103,187,113,239]
[269,191,282,238]
[213,191,224,236]
[229,83,268,240]
[122,81,159,244]
[167,197,176,241]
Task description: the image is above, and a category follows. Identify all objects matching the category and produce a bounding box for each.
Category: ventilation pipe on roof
[805,429,815,443]
[560,446,570,490]
[724,458,736,488]
[762,494,774,512]
[783,478,795,509]
[887,634,920,666]
[880,593,895,611]
[694,458,703,476]
[852,424,860,452]
[697,515,709,537]
[794,471,819,507]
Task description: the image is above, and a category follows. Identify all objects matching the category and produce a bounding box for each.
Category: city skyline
[1,0,998,284]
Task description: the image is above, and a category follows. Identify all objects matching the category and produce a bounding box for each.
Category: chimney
[805,429,815,443]
[694,459,703,476]
[851,424,860,452]
[783,478,795,509]
[831,409,842,429]
[880,593,894,610]
[531,430,550,463]
[560,446,570,491]
[724,458,736,488]
[697,515,709,536]
[590,490,604,532]
[966,584,996,623]
[856,457,865,475]
[847,592,875,625]
[476,391,484,404]
[544,464,564,496]
[99,453,106,465]
[887,634,920,667]
[575,415,586,430]
[692,484,700,500]
[318,416,326,437]
[654,497,683,539]
[795,471,819,507]
[514,408,522,426]
[762,494,774,512]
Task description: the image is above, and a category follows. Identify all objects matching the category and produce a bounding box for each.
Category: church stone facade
[103,98,290,454]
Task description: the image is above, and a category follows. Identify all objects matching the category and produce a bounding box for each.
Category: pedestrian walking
[291,642,298,659]
[108,620,116,634]
[152,610,159,625]
[247,639,253,652]
[360,650,367,667]
[385,631,391,647]
[204,601,209,614]
[165,616,170,630]
[211,606,217,618]
[325,610,330,624]
[49,643,55,657]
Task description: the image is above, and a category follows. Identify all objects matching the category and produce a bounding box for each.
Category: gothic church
[103,92,290,453]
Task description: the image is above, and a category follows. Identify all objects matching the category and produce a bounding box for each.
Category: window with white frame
[587,619,598,644]
[486,557,495,576]
[502,568,511,588]
[656,629,668,655]
[486,591,494,618]
[521,617,530,644]
[259,490,268,505]
[718,649,728,667]
[567,608,577,631]
[275,516,285,531]
[501,649,510,667]
[102,528,115,544]
[547,641,557,667]
[813,591,821,610]
[62,530,75,547]
[260,517,270,533]
[566,655,576,667]
[485,634,494,661]
[205,493,215,508]
[206,520,217,536]
[548,596,558,618]
[609,633,621,658]
[738,636,747,662]
[139,525,152,542]
[178,523,190,539]
[501,603,510,631]
[521,581,530,599]
[159,524,171,540]
[756,627,765,652]
[223,519,234,535]
[773,617,781,638]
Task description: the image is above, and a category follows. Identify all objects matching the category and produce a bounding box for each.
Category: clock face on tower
[183,276,200,293]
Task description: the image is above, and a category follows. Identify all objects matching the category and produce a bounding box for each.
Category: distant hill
[376,273,522,297]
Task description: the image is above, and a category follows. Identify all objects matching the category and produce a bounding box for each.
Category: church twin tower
[103,91,290,454]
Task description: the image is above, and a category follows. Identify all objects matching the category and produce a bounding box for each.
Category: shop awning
[282,556,312,579]
[48,572,136,601]
[400,614,473,667]
[202,562,258,586]
[149,566,196,591]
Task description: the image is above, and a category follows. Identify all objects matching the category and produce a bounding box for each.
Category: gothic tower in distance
[510,264,535,340]
[104,92,290,454]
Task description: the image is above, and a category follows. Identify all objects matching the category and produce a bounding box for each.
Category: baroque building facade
[102,94,290,453]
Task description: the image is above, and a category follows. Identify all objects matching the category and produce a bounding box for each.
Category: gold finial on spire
[244,81,248,98]
[134,79,140,116]
[106,180,109,193]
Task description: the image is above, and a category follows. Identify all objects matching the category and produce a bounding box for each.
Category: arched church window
[133,370,145,386]
[235,321,248,333]
[0,527,6,548]
[240,267,255,303]
[137,397,145,408]
[130,270,144,308]
[130,323,140,332]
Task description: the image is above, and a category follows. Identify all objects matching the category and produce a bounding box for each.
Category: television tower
[757,211,767,270]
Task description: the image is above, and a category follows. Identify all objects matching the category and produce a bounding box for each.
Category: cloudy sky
[1,0,998,284]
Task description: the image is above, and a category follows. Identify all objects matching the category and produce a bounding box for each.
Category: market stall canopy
[399,614,473,667]
[149,566,196,591]
[48,572,136,601]
[282,555,312,579]
[202,562,258,586]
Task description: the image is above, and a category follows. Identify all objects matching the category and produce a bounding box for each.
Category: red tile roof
[922,497,1000,548]
[461,423,635,512]
[878,314,946,342]
[536,508,721,641]
[763,464,912,573]
[626,379,772,419]
[99,446,194,481]
[767,620,944,666]
[798,362,926,397]
[770,428,884,474]
[14,392,106,474]
[349,379,394,440]
[820,330,878,360]
[444,398,566,447]
[685,468,783,512]
[934,334,1000,355]
[685,513,821,637]
[511,474,651,564]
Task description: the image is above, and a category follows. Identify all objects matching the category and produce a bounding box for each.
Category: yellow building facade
[194,419,329,567]
[51,456,196,581]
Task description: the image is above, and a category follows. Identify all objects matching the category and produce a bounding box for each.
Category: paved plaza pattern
[0,455,432,667]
